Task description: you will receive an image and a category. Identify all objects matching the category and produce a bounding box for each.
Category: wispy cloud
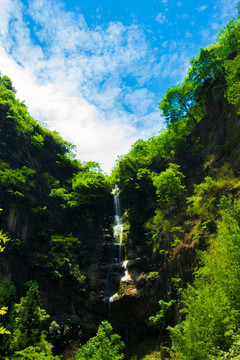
[208,0,238,37]
[0,0,166,172]
[199,0,238,45]
[176,13,189,20]
[153,52,190,84]
[124,88,156,116]
[185,31,192,38]
[156,12,167,24]
[197,5,208,12]
[213,0,238,21]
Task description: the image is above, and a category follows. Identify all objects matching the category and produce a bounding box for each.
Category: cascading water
[106,186,134,305]
[106,187,124,304]
[113,189,123,261]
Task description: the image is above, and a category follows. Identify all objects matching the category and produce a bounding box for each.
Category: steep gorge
[1,72,240,360]
[1,11,240,359]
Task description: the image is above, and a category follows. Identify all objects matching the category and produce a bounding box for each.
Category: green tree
[225,54,240,113]
[0,75,16,93]
[10,282,49,351]
[160,82,199,126]
[187,45,224,93]
[152,163,185,212]
[71,171,110,208]
[12,346,62,359]
[149,299,176,330]
[50,170,111,214]
[217,17,240,59]
[75,320,124,360]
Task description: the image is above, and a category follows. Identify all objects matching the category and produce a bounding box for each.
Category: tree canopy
[75,321,124,360]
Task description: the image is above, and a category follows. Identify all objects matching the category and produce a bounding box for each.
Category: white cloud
[156,13,167,24]
[0,0,163,172]
[199,28,216,44]
[209,0,238,35]
[0,45,139,173]
[0,0,15,36]
[211,22,220,30]
[214,0,238,21]
[198,0,238,46]
[153,52,190,84]
[124,88,156,116]
[161,41,168,48]
[137,112,165,139]
[197,5,208,12]
[176,13,189,20]
[185,31,192,38]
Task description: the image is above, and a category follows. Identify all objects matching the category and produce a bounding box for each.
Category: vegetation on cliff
[111,5,240,359]
[0,74,112,358]
[1,3,240,360]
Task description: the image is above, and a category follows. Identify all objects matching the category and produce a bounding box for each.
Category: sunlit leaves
[0,230,10,252]
[12,346,62,359]
[149,299,176,328]
[160,82,200,126]
[152,163,185,211]
[160,15,240,128]
[75,321,124,360]
[217,19,240,59]
[71,171,111,212]
[0,237,11,336]
[0,75,15,93]
[0,307,10,335]
[188,45,224,88]
[170,198,240,360]
[225,54,240,113]
[187,165,240,220]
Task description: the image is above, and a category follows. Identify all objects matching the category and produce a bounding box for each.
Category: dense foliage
[111,5,240,359]
[75,321,124,360]
[0,74,113,358]
[170,196,240,359]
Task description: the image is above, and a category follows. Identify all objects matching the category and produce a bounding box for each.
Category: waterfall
[107,187,124,304]
[113,189,123,261]
[105,186,135,305]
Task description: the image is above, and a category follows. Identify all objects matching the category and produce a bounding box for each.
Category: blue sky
[0,0,238,172]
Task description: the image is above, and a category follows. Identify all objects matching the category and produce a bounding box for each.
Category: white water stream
[113,189,123,261]
[109,187,131,303]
